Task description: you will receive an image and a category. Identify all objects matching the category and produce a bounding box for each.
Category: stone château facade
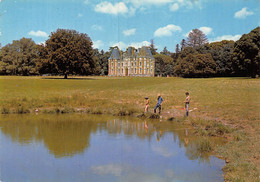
[108,46,155,77]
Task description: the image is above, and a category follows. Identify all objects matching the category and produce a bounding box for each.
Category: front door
[125,68,128,76]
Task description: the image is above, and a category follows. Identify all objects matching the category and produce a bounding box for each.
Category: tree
[197,40,235,76]
[232,27,260,78]
[175,44,180,54]
[43,29,96,79]
[186,29,208,48]
[154,54,174,77]
[160,47,171,56]
[181,39,186,51]
[150,39,158,55]
[0,38,39,75]
[175,53,216,78]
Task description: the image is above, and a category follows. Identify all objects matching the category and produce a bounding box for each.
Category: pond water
[0,114,225,182]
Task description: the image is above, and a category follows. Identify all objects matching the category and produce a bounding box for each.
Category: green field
[0,76,259,181]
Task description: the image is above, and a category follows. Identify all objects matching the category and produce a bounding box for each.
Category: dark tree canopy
[0,38,39,75]
[186,29,208,48]
[154,54,174,77]
[198,40,235,76]
[42,29,96,78]
[232,27,260,78]
[175,53,216,78]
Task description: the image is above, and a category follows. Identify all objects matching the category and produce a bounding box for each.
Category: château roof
[109,46,154,60]
[137,46,154,60]
[109,47,121,60]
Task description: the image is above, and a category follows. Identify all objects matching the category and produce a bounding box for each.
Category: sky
[0,0,259,52]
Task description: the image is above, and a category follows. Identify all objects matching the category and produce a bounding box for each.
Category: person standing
[154,94,163,114]
[144,97,149,113]
[184,92,190,116]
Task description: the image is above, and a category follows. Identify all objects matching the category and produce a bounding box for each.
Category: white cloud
[111,41,127,50]
[95,1,128,15]
[210,34,241,42]
[199,26,212,35]
[152,146,177,157]
[154,24,182,37]
[0,32,2,36]
[129,41,150,48]
[37,41,46,46]
[123,28,136,36]
[234,7,253,19]
[84,0,89,4]
[91,24,103,31]
[129,0,173,7]
[184,27,213,37]
[91,164,123,176]
[77,13,83,17]
[169,3,179,11]
[28,30,48,37]
[93,40,104,49]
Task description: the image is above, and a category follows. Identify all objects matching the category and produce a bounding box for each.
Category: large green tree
[0,38,39,75]
[232,27,260,78]
[154,54,174,77]
[186,29,208,48]
[197,40,235,76]
[175,53,216,78]
[42,29,96,78]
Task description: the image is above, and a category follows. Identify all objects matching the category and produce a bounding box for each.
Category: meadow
[0,76,259,181]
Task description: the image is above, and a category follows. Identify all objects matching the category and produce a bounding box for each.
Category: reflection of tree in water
[0,115,217,162]
[0,115,102,158]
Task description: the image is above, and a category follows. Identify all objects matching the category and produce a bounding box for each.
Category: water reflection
[0,114,224,182]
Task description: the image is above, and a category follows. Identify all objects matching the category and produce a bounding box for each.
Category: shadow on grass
[41,77,97,80]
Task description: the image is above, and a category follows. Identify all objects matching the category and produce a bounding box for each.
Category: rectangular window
[140,62,142,66]
[118,69,120,73]
[112,63,113,67]
[135,68,137,74]
[131,68,133,73]
[135,62,136,66]
[122,69,123,73]
[131,63,133,67]
[140,68,142,73]
[118,63,120,66]
[147,68,149,73]
[122,63,123,66]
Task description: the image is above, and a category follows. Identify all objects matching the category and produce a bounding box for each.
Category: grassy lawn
[0,76,259,181]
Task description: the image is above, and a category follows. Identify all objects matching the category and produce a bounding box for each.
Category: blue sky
[0,0,259,52]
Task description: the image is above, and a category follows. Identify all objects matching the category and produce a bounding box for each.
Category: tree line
[0,27,259,78]
[153,26,259,78]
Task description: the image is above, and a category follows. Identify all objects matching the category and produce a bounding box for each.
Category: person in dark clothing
[154,94,163,114]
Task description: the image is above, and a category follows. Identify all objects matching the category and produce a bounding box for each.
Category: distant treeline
[0,27,259,78]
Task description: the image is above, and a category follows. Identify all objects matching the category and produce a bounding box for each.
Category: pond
[0,114,225,182]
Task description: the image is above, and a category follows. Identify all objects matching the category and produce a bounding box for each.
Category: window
[135,62,136,66]
[135,68,137,74]
[151,69,153,73]
[112,63,113,67]
[131,63,133,67]
[112,69,113,73]
[122,63,123,67]
[131,68,133,73]
[122,69,123,73]
[140,68,142,73]
[118,63,120,66]
[140,62,142,66]
[118,69,120,73]
[147,68,149,73]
